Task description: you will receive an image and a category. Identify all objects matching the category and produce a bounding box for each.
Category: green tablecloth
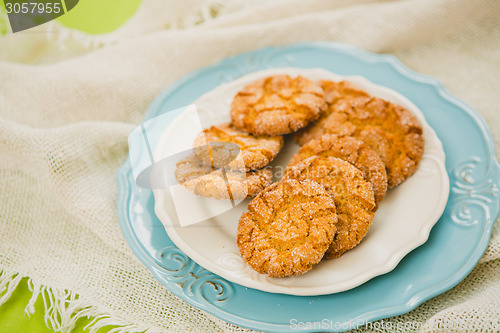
[0,278,99,333]
[1,278,124,332]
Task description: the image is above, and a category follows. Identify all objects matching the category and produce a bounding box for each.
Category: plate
[151,67,449,295]
[117,42,500,332]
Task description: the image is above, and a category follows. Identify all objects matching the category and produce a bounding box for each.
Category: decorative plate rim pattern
[117,42,500,332]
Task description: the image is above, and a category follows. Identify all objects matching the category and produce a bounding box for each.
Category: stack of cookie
[174,74,425,278]
[235,76,425,278]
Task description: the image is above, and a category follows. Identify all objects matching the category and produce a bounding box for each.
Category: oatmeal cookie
[285,156,375,259]
[237,179,338,277]
[288,134,387,203]
[175,153,272,200]
[230,75,327,136]
[193,123,283,171]
[295,95,424,188]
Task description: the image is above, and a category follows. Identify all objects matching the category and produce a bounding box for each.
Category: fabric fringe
[0,270,23,306]
[0,270,159,333]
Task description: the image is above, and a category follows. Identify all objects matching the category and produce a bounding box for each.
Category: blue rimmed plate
[117,42,500,332]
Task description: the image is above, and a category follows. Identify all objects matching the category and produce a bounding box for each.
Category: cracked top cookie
[230,75,327,136]
[237,179,338,277]
[288,134,387,203]
[295,94,424,188]
[193,123,284,171]
[285,156,375,259]
[175,153,272,200]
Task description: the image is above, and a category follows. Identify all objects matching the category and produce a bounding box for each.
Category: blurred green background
[0,0,142,34]
[56,0,142,34]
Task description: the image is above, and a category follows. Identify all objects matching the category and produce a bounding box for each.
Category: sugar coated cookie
[193,123,283,171]
[295,94,424,187]
[230,75,326,136]
[237,179,338,277]
[175,153,272,200]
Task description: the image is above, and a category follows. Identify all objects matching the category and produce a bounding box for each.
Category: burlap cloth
[1,0,499,331]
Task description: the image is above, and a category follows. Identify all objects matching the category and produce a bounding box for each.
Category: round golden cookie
[284,156,376,259]
[175,153,272,200]
[237,179,338,277]
[294,94,424,188]
[288,134,387,203]
[230,75,327,136]
[193,123,284,171]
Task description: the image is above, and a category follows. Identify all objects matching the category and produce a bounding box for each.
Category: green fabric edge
[0,278,117,333]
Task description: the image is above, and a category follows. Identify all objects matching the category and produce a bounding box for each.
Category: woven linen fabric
[1,0,499,332]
